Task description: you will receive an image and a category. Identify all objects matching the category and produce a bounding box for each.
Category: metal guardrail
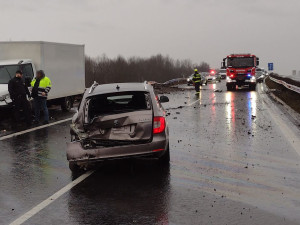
[269,76,300,94]
[149,78,186,86]
[163,78,186,85]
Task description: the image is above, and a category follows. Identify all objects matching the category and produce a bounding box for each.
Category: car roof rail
[144,81,148,90]
[89,81,99,94]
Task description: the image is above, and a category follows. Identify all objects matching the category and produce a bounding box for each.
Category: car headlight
[0,94,9,101]
[187,78,190,81]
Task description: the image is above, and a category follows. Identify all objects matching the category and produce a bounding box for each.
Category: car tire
[159,144,170,165]
[61,97,74,112]
[227,84,235,91]
[69,161,81,172]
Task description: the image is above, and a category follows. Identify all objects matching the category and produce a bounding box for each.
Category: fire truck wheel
[249,84,256,91]
[227,84,235,91]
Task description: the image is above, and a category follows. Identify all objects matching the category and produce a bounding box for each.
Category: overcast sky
[1,0,300,75]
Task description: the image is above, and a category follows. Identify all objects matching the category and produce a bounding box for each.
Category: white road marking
[259,88,300,156]
[263,100,300,156]
[0,118,72,141]
[9,170,94,225]
[188,94,216,107]
[187,99,201,106]
[165,85,216,109]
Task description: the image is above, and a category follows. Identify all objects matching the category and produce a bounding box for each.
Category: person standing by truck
[31,70,52,124]
[8,70,32,126]
[192,69,202,94]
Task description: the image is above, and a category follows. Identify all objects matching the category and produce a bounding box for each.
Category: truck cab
[0,59,35,106]
[222,54,259,91]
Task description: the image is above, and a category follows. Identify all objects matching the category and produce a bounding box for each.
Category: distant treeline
[85,54,210,86]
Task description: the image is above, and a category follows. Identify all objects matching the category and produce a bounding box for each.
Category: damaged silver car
[67,82,170,171]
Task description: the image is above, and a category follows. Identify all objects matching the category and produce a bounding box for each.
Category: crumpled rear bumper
[67,137,167,162]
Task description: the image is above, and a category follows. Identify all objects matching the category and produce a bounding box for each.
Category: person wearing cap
[31,70,52,124]
[8,70,32,126]
[192,69,202,94]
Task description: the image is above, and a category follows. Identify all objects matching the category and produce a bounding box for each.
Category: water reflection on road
[1,83,300,224]
[68,162,171,225]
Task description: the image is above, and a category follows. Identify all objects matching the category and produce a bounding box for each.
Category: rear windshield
[88,91,152,117]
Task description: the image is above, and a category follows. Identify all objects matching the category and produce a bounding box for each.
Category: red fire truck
[222,54,259,91]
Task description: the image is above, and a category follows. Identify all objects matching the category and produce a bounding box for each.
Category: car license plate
[112,125,132,134]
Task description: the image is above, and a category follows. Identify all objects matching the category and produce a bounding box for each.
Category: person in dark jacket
[8,70,32,125]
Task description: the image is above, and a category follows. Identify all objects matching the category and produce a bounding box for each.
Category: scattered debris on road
[214,89,223,93]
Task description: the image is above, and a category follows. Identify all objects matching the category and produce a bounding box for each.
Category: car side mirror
[159,95,169,103]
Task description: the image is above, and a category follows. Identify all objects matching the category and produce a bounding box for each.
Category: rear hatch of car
[220,69,226,76]
[83,91,153,147]
[256,68,263,77]
[207,75,215,80]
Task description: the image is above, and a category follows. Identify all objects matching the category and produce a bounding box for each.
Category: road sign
[268,63,274,71]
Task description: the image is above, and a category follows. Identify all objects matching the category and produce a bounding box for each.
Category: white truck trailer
[0,41,85,110]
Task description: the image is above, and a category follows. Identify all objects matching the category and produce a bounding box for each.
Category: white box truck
[0,41,85,110]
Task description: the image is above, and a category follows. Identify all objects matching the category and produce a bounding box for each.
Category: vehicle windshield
[0,64,34,84]
[88,91,152,118]
[227,57,254,68]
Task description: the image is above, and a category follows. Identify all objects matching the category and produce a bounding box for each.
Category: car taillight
[153,148,164,152]
[153,117,166,134]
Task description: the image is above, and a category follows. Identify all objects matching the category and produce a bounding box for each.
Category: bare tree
[85,54,210,85]
[194,62,210,72]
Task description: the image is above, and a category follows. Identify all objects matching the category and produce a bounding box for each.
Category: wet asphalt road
[1,81,300,225]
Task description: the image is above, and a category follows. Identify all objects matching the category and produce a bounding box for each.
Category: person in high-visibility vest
[31,70,52,124]
[192,69,202,94]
